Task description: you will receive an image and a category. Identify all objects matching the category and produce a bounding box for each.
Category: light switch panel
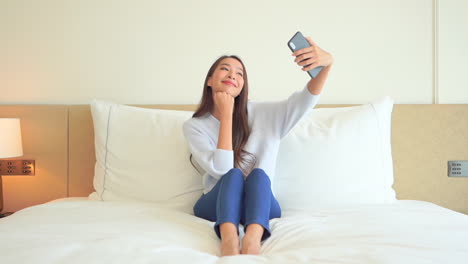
[0,160,35,176]
[448,161,468,177]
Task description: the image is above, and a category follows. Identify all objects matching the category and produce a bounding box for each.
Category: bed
[1,97,468,263]
[2,198,467,263]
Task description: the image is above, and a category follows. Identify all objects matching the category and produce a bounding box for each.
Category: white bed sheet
[1,198,467,264]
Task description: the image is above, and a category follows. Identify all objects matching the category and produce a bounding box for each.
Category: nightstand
[0,212,13,218]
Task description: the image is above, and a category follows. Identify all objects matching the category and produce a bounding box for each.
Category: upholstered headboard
[1,104,467,214]
[68,104,468,213]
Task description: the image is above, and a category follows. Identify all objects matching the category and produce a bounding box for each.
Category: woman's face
[207,58,245,98]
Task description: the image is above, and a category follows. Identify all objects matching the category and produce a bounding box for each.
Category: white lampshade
[0,118,23,158]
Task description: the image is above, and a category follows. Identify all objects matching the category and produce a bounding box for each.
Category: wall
[438,0,468,103]
[1,1,467,213]
[1,0,453,105]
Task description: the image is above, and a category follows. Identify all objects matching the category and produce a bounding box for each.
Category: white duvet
[1,199,467,264]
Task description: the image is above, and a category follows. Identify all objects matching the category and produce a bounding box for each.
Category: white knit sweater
[183,85,321,194]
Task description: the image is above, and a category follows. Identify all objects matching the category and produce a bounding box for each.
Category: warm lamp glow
[0,118,23,215]
[0,118,23,158]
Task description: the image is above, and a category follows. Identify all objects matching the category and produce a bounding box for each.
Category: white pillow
[89,100,203,212]
[274,96,396,211]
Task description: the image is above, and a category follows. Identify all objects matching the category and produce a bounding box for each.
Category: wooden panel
[392,104,468,214]
[0,105,68,213]
[4,103,468,215]
[68,105,94,197]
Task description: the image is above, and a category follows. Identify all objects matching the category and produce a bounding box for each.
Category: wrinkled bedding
[1,198,467,264]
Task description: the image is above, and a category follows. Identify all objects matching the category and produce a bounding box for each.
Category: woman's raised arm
[292,37,334,95]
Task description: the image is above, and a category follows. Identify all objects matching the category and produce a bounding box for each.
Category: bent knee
[246,168,270,184]
[250,168,266,175]
[221,168,244,182]
[229,167,243,175]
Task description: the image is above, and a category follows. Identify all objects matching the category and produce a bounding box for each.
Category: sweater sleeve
[253,85,321,139]
[183,119,234,180]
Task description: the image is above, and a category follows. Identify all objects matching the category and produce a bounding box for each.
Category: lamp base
[0,212,13,218]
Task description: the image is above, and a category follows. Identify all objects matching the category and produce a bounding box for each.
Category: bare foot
[241,234,261,255]
[221,236,240,256]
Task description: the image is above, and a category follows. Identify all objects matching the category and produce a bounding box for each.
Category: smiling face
[207,57,245,98]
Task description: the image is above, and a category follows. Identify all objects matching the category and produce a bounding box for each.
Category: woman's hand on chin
[213,92,234,119]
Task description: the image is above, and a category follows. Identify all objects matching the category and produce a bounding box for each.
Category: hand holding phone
[287,31,324,79]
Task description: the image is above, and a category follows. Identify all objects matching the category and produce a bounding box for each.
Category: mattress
[1,198,467,263]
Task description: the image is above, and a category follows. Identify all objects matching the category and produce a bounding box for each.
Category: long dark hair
[191,55,255,176]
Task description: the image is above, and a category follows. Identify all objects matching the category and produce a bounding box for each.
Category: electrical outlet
[0,160,35,176]
[448,161,468,177]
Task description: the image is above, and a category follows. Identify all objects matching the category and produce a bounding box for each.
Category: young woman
[183,36,333,256]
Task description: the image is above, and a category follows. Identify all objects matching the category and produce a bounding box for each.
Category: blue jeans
[193,168,281,241]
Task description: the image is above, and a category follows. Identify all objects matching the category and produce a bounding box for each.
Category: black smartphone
[287,31,323,79]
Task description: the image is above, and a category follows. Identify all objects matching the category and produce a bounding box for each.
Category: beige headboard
[1,104,468,214]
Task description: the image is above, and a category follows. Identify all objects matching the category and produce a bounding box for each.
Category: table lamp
[0,118,23,215]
